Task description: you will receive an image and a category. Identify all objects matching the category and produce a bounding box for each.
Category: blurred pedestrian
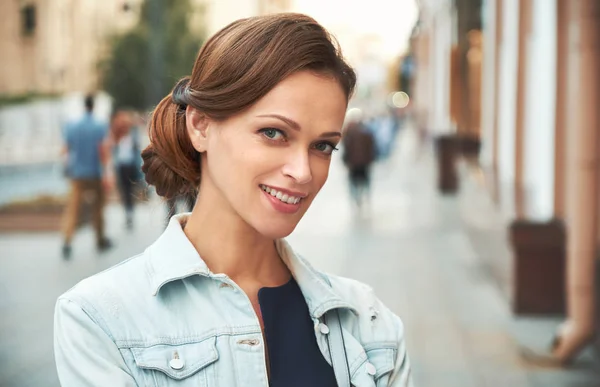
[61,94,113,258]
[342,118,376,210]
[377,112,399,159]
[54,14,413,387]
[109,110,142,229]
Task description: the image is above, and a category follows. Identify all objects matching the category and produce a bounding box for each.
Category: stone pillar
[465,29,483,158]
[510,0,564,315]
[553,0,568,219]
[430,5,459,194]
[552,0,600,362]
[454,0,483,158]
[496,0,519,216]
[491,0,503,195]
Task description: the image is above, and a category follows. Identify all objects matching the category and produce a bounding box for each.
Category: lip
[260,185,307,214]
[260,184,308,198]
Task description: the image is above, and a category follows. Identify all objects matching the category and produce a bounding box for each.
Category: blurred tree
[101,0,204,111]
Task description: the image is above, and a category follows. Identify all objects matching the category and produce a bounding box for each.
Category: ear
[186,107,210,152]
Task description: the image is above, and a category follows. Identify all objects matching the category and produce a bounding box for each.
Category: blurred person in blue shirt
[61,94,113,258]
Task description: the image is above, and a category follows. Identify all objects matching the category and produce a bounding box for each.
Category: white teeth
[260,185,302,205]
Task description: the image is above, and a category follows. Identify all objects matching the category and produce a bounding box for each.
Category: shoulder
[325,273,406,343]
[326,274,414,386]
[57,252,151,321]
[327,274,377,304]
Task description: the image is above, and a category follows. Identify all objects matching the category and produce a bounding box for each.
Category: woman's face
[112,111,132,137]
[192,71,347,239]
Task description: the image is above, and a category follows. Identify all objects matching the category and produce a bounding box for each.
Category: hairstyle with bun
[141,13,356,200]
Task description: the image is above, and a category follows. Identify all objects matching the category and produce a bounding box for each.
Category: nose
[281,149,312,185]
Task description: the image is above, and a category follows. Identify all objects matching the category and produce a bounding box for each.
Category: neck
[183,187,290,287]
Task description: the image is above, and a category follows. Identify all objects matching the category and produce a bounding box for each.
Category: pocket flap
[365,345,396,379]
[131,337,218,380]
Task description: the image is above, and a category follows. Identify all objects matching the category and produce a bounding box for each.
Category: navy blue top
[258,278,337,387]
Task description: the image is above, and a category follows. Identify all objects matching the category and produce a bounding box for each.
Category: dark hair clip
[172,76,191,112]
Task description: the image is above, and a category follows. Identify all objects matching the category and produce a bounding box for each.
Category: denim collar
[147,214,358,318]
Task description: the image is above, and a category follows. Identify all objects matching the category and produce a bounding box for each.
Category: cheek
[311,158,331,190]
[206,134,268,194]
[204,136,245,191]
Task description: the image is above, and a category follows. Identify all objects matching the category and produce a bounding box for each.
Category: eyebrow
[257,114,342,138]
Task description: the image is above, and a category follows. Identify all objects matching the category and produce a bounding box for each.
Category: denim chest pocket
[351,346,396,387]
[131,336,218,386]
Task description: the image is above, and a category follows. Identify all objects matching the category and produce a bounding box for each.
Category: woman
[54,13,413,387]
[110,110,142,229]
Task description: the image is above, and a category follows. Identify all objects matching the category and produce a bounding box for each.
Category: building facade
[0,0,142,95]
[0,0,291,97]
[412,0,600,363]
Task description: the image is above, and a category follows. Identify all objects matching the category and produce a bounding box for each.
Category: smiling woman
[54,13,414,387]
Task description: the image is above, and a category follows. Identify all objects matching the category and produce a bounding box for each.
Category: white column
[480,0,497,167]
[429,6,453,134]
[497,0,519,212]
[522,0,556,220]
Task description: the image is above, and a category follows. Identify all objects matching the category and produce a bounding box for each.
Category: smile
[260,184,303,204]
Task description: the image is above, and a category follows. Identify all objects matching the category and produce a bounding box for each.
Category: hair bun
[141,93,200,200]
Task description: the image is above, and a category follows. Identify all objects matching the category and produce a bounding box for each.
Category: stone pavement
[0,126,598,386]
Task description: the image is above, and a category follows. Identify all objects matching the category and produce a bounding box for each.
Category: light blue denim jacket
[54,215,413,386]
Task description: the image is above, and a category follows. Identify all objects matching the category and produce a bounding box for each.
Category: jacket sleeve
[388,314,414,387]
[54,297,138,386]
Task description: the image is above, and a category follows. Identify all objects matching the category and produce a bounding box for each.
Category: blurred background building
[0,0,292,96]
[411,0,600,363]
[0,0,141,95]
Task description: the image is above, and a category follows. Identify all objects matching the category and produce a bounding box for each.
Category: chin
[254,220,299,240]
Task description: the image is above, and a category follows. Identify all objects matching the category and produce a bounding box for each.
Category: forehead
[245,71,348,129]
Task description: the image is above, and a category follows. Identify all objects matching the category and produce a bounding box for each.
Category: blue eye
[313,142,338,155]
[260,128,285,140]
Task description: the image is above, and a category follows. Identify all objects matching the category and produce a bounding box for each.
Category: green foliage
[100,0,204,111]
[101,30,149,111]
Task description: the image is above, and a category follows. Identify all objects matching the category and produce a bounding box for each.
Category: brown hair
[141,13,356,199]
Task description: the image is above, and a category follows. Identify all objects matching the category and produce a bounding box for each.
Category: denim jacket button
[318,323,330,334]
[169,358,185,370]
[366,362,376,376]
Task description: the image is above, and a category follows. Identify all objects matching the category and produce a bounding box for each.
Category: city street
[0,127,598,386]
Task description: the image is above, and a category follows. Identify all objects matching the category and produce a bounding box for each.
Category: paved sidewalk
[0,126,598,386]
